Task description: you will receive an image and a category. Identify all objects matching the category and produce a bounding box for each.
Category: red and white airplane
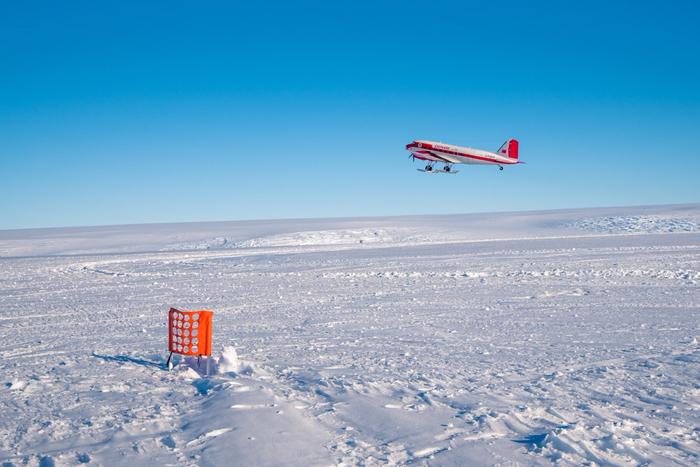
[406,139,523,173]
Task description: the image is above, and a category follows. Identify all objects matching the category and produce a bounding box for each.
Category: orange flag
[168,308,213,356]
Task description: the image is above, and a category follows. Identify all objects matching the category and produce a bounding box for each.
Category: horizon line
[2,201,699,233]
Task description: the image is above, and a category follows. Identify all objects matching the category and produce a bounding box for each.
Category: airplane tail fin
[497,139,519,160]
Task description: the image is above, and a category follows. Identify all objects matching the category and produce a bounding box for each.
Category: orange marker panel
[168,308,213,356]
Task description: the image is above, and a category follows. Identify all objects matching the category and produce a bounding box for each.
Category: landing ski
[417,168,459,174]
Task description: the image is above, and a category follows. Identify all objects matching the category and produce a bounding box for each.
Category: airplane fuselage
[406,140,519,166]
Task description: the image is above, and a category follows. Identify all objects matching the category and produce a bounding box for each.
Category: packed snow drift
[1,204,699,465]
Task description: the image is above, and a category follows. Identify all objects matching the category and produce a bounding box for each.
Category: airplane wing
[424,151,462,164]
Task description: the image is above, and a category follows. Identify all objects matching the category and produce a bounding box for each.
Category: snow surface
[1,204,699,465]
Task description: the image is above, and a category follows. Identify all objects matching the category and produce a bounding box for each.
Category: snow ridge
[568,215,700,233]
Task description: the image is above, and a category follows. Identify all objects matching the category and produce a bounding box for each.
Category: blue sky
[1,1,699,229]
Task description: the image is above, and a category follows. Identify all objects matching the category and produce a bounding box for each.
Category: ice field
[1,204,699,466]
